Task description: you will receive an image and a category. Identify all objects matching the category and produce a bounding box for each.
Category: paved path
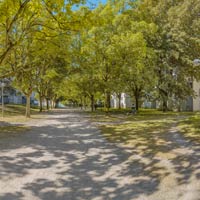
[0,109,200,200]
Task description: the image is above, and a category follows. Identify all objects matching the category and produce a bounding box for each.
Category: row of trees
[0,0,83,117]
[0,0,199,116]
[66,0,200,112]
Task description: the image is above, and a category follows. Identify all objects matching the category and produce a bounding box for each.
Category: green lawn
[1,104,39,114]
[0,104,41,137]
[178,114,200,143]
[91,108,193,123]
[0,125,30,138]
[0,104,41,123]
[100,119,172,155]
[92,109,199,152]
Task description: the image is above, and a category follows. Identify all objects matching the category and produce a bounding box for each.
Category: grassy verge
[101,119,172,150]
[0,104,44,123]
[0,104,39,116]
[0,125,30,138]
[0,104,44,137]
[91,108,193,123]
[92,109,196,153]
[178,113,200,143]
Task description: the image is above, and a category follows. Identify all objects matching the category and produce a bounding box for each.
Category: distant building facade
[0,85,36,105]
[110,80,200,111]
[110,93,132,109]
[189,80,200,111]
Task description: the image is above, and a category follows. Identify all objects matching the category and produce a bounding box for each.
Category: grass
[101,119,171,144]
[0,125,30,138]
[0,104,39,116]
[91,108,193,123]
[0,104,43,137]
[100,118,179,158]
[0,104,45,123]
[92,108,198,155]
[0,104,46,138]
[178,113,200,143]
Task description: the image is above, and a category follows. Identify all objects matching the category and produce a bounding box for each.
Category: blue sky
[87,0,107,4]
[73,0,107,10]
[86,0,107,7]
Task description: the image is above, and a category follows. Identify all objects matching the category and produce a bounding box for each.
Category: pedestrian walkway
[0,109,200,200]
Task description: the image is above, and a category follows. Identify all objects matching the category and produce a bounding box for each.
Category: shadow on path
[0,109,200,200]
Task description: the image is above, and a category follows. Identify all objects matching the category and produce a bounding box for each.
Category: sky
[72,0,107,10]
[87,0,107,4]
[85,0,107,7]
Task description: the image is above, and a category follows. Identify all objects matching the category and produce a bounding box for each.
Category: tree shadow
[0,110,200,199]
[0,192,24,200]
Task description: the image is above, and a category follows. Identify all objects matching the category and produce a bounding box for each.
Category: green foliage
[134,0,200,111]
[0,0,199,114]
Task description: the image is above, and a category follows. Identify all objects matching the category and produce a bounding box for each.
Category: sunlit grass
[0,125,30,138]
[93,109,198,157]
[0,104,46,138]
[96,109,176,155]
[0,104,39,116]
[99,119,177,158]
[178,113,200,143]
[101,119,171,146]
[0,104,45,122]
[91,108,193,124]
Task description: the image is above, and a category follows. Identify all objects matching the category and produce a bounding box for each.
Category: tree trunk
[161,93,168,112]
[25,94,31,118]
[53,95,57,108]
[159,88,168,112]
[39,95,43,112]
[105,91,111,112]
[162,99,168,112]
[55,100,59,108]
[134,88,141,111]
[46,98,49,110]
[90,94,94,112]
[135,95,139,111]
[80,97,83,110]
[84,95,87,110]
[117,93,121,109]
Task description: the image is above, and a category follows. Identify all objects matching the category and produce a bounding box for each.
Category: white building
[110,80,200,111]
[0,85,37,105]
[192,80,200,111]
[111,93,132,108]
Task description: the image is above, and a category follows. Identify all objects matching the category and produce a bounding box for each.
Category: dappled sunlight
[98,112,200,199]
[100,120,172,154]
[178,114,200,143]
[0,109,200,199]
[0,125,30,138]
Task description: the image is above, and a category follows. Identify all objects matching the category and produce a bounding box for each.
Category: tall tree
[133,0,200,111]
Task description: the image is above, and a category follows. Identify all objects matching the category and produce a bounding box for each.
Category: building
[110,93,132,109]
[110,80,200,111]
[191,80,200,111]
[0,84,36,105]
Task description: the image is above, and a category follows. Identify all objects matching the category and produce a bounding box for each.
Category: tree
[11,40,37,117]
[134,0,200,111]
[85,2,122,111]
[104,9,157,111]
[0,0,32,67]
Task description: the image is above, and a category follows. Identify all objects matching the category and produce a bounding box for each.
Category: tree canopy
[0,0,199,116]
